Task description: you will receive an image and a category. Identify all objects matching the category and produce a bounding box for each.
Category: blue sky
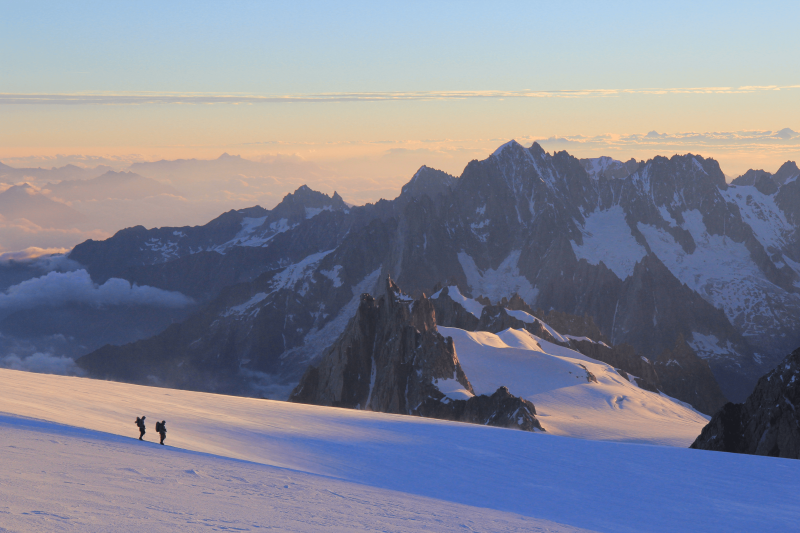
[1,1,799,179]
[4,1,799,92]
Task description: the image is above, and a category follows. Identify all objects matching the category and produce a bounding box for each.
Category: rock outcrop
[430,286,480,331]
[289,277,543,431]
[691,347,800,458]
[535,309,610,345]
[418,386,541,432]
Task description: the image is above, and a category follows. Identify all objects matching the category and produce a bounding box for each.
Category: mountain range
[3,140,800,408]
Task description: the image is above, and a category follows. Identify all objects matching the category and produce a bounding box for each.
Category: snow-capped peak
[491,139,523,157]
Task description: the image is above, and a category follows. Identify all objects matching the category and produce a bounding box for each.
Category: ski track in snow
[2,369,799,532]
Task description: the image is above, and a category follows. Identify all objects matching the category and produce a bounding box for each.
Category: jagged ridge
[289,277,543,432]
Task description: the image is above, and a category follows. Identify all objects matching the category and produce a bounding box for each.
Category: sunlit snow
[441,326,709,446]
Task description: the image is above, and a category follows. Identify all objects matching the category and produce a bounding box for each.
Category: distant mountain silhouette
[0,162,113,183]
[46,171,181,202]
[0,184,86,228]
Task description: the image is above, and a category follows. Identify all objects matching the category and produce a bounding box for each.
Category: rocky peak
[262,185,349,226]
[691,347,800,458]
[280,184,347,210]
[452,139,595,251]
[732,169,778,195]
[621,154,728,213]
[503,293,535,315]
[773,160,799,185]
[289,275,473,413]
[528,141,547,159]
[430,286,480,331]
[491,139,525,158]
[399,166,456,201]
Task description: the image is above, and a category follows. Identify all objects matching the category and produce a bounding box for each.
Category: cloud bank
[3,85,800,105]
[0,352,84,376]
[0,269,193,312]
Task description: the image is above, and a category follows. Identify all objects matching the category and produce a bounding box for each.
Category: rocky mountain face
[289,277,543,431]
[69,185,352,300]
[70,141,800,403]
[77,215,397,397]
[652,336,729,415]
[691,347,800,459]
[581,156,639,181]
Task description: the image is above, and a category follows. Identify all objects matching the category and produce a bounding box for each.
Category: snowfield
[2,369,799,532]
[439,327,709,446]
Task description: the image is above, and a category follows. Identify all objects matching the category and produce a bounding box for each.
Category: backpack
[155,421,162,433]
[135,417,141,426]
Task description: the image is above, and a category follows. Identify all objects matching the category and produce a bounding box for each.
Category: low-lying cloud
[0,352,85,376]
[0,215,110,254]
[0,269,193,312]
[0,247,72,263]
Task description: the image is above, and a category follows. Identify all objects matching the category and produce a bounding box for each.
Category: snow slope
[440,326,709,446]
[571,205,646,280]
[2,415,562,533]
[2,369,799,533]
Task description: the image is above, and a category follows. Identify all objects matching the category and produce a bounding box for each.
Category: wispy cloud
[3,85,800,105]
[533,128,800,150]
[0,153,145,169]
[0,247,71,263]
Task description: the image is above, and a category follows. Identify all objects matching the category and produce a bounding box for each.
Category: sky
[1,1,799,251]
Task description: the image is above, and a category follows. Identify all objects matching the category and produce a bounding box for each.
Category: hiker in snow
[135,415,146,440]
[155,420,167,445]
